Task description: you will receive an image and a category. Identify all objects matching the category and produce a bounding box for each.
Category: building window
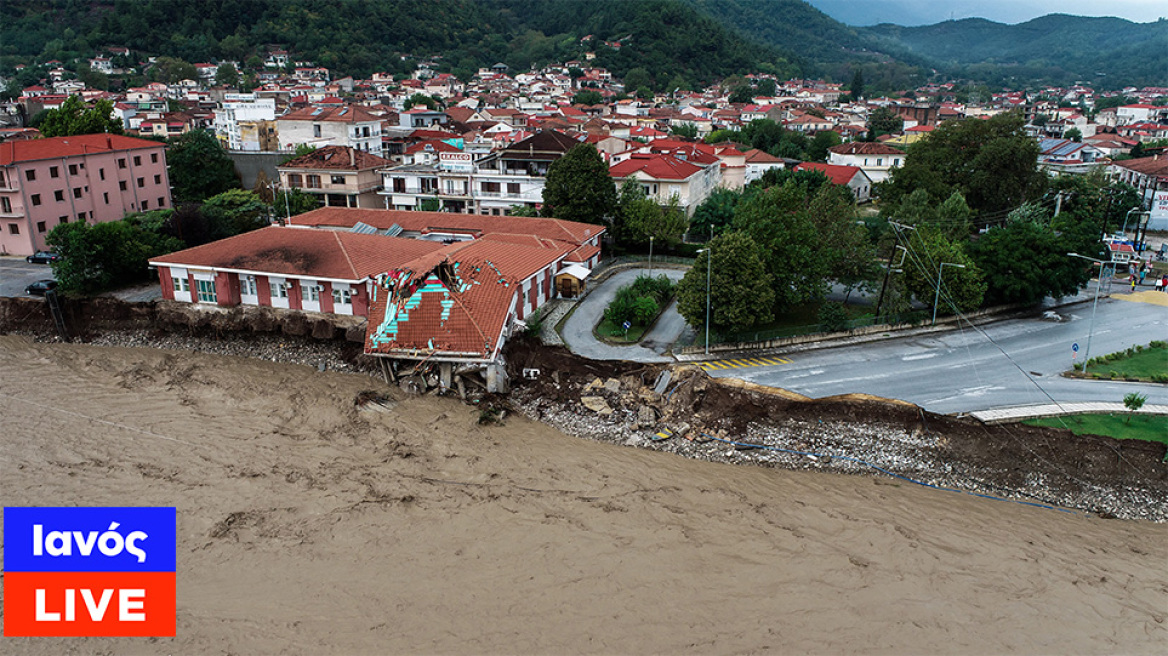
[507,182,520,194]
[332,287,352,306]
[133,155,141,166]
[1,197,9,213]
[306,284,320,302]
[59,215,67,224]
[241,276,257,296]
[137,177,144,188]
[103,192,110,204]
[392,177,406,193]
[154,174,161,184]
[99,168,106,180]
[31,194,41,206]
[26,170,36,181]
[158,196,165,207]
[55,190,65,201]
[118,158,126,169]
[151,153,159,163]
[288,173,302,188]
[313,124,322,138]
[36,221,46,233]
[7,223,18,235]
[49,166,59,178]
[119,181,127,191]
[876,158,883,166]
[306,175,321,189]
[77,212,85,221]
[331,175,345,184]
[173,276,190,293]
[482,181,500,193]
[196,279,217,303]
[73,187,82,198]
[142,200,148,209]
[68,164,78,175]
[271,281,288,299]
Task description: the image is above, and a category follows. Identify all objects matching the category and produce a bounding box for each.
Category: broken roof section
[366,237,568,361]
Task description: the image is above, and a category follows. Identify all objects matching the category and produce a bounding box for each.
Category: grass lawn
[719,301,876,343]
[595,317,649,343]
[1074,344,1168,382]
[1025,413,1168,447]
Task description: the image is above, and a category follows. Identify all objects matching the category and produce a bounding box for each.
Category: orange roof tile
[0,133,164,165]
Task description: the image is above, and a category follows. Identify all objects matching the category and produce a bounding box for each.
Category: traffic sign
[622,321,632,330]
[1072,343,1080,353]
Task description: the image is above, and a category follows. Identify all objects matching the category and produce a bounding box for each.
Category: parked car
[25,279,58,296]
[26,251,60,264]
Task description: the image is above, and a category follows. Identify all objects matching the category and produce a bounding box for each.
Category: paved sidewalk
[970,402,1168,424]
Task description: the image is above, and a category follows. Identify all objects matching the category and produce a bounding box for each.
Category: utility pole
[875,222,912,319]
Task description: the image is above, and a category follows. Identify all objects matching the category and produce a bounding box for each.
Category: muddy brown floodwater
[1,335,1165,655]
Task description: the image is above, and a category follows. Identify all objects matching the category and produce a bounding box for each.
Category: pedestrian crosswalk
[696,356,791,371]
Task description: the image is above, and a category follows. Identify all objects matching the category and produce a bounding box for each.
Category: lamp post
[648,235,654,276]
[698,247,711,355]
[932,262,966,325]
[1068,252,1104,374]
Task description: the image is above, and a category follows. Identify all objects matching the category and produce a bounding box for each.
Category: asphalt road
[702,294,1168,414]
[0,256,56,298]
[561,267,684,362]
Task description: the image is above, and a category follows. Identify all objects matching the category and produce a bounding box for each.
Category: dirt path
[1,335,1165,654]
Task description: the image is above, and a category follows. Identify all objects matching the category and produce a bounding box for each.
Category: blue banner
[4,507,176,573]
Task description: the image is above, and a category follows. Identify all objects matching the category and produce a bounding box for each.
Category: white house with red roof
[794,162,873,203]
[609,152,719,215]
[826,142,905,183]
[742,149,786,184]
[0,134,170,255]
[1116,104,1158,126]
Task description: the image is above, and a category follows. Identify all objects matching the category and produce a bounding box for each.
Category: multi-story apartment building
[276,105,383,157]
[213,94,277,151]
[380,131,579,215]
[0,134,171,255]
[277,145,392,209]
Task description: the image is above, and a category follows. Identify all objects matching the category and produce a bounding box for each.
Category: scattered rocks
[580,396,613,416]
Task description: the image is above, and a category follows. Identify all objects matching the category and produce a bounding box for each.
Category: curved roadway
[561,268,685,362]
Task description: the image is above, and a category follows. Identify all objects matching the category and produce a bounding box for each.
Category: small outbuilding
[555,264,592,298]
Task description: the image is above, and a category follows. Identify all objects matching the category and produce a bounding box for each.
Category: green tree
[899,226,985,315]
[934,190,974,241]
[572,89,603,105]
[733,181,826,310]
[756,78,777,97]
[805,130,842,162]
[623,67,652,93]
[38,96,123,137]
[273,188,322,219]
[1123,392,1147,424]
[404,93,441,110]
[728,85,754,104]
[613,180,687,246]
[542,143,617,226]
[215,62,239,87]
[968,220,1091,306]
[676,231,774,335]
[1064,127,1082,142]
[47,219,181,295]
[151,56,197,84]
[850,69,864,101]
[507,204,541,217]
[881,111,1046,214]
[167,130,239,203]
[670,122,699,139]
[201,189,269,238]
[689,187,743,238]
[866,106,903,139]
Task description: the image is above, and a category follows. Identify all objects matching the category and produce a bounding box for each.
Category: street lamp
[697,247,711,355]
[932,262,966,325]
[648,235,654,276]
[1068,252,1105,374]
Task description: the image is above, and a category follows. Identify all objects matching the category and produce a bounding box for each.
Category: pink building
[0,134,171,255]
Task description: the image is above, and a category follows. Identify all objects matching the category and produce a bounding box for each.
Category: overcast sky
[805,0,1166,26]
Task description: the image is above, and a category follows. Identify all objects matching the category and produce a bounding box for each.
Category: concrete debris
[580,396,613,415]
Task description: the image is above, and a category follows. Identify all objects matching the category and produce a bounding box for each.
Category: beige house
[277,146,392,209]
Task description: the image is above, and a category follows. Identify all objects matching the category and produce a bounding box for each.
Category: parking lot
[0,255,57,298]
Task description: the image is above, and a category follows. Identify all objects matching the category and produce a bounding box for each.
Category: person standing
[1130,274,1137,291]
[1156,276,1165,293]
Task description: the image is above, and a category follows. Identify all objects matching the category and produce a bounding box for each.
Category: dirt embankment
[505,339,1168,522]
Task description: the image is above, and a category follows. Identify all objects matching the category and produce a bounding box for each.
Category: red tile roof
[149,226,445,281]
[279,105,380,123]
[0,133,164,165]
[609,153,703,181]
[794,162,865,186]
[277,145,393,171]
[828,142,904,156]
[365,237,566,359]
[288,207,604,247]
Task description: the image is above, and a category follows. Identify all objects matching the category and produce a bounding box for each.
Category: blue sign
[4,507,176,572]
[1072,343,1080,352]
[622,321,631,330]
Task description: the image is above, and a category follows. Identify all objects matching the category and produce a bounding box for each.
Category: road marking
[697,356,791,371]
